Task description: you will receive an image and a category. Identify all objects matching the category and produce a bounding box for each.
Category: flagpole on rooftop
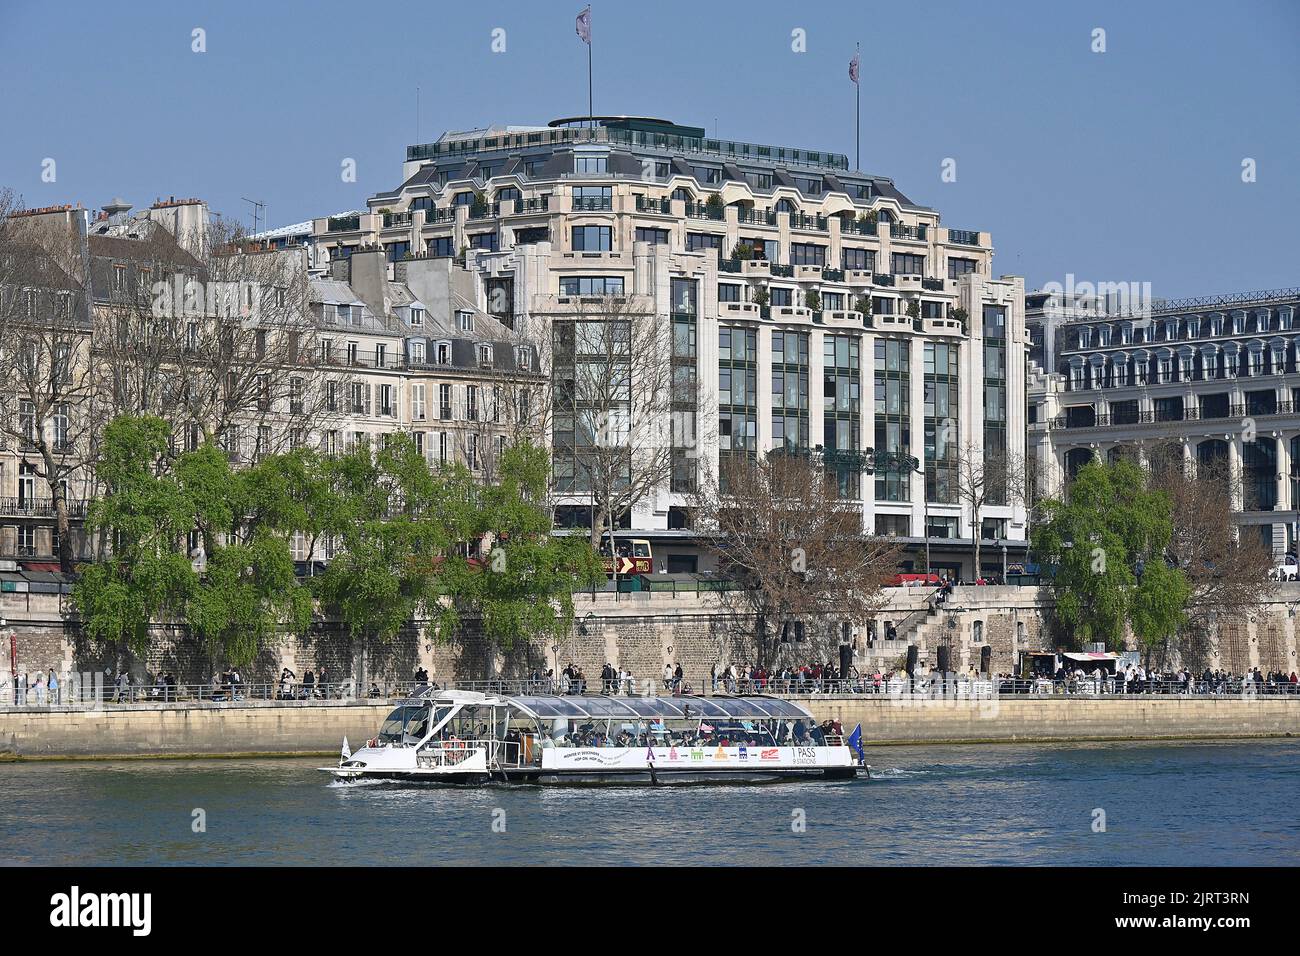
[577,5,594,131]
[855,42,860,170]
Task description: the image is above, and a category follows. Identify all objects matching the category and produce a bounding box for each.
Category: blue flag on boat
[847,724,865,761]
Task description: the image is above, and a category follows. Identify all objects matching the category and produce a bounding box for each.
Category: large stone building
[292,115,1030,578]
[1027,286,1300,555]
[0,196,540,568]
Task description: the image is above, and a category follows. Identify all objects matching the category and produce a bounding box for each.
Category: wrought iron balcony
[0,497,89,519]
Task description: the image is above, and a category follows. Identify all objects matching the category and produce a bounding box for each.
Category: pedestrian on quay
[48,669,59,705]
[317,666,329,699]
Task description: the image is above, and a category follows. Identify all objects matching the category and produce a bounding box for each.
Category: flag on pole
[576,5,591,44]
[847,723,865,762]
[849,50,860,85]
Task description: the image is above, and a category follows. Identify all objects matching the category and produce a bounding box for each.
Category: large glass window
[772,330,810,453]
[924,342,960,504]
[572,225,612,251]
[824,334,862,498]
[874,339,911,502]
[560,276,624,296]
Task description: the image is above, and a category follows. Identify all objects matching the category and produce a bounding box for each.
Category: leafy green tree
[74,416,194,656]
[1031,458,1190,656]
[75,415,311,666]
[440,442,603,649]
[311,434,473,645]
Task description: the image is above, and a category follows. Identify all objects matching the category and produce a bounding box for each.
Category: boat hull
[323,765,863,786]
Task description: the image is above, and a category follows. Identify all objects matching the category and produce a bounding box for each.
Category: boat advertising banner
[540,745,852,771]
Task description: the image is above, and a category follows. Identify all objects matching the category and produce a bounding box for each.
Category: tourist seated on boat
[367,683,381,698]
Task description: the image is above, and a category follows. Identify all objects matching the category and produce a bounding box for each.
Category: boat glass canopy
[500,695,814,722]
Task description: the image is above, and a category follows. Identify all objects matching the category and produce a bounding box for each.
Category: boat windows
[378,705,429,743]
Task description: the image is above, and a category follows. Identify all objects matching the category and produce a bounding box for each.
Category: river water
[2,739,1297,866]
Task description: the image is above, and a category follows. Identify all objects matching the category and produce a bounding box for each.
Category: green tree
[311,434,470,646]
[75,415,312,666]
[1031,458,1190,656]
[440,442,602,649]
[74,416,194,656]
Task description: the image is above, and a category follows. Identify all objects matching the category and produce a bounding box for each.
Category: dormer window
[477,343,494,367]
[515,344,533,369]
[457,310,474,333]
[1232,311,1245,334]
[409,306,424,327]
[436,341,451,364]
[575,152,608,174]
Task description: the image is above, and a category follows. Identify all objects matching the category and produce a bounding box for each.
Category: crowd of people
[274,666,344,701]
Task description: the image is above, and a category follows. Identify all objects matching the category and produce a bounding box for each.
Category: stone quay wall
[801,695,1300,745]
[4,583,1300,700]
[3,695,1298,759]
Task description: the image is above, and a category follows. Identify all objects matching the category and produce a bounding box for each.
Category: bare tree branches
[690,451,901,666]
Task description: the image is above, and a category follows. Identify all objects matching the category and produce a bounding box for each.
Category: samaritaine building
[300,116,1029,577]
[1028,285,1300,556]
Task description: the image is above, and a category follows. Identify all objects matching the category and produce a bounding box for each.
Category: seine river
[2,740,1298,866]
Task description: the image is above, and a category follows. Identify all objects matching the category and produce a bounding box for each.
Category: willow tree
[1031,457,1190,658]
[74,415,313,666]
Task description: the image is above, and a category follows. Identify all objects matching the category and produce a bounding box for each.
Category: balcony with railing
[468,202,500,220]
[327,215,361,233]
[572,196,613,211]
[890,222,928,241]
[947,229,981,247]
[922,278,946,291]
[789,213,828,232]
[382,211,413,228]
[0,497,89,519]
[873,273,896,287]
[841,217,879,237]
[635,195,671,214]
[684,202,724,221]
[515,196,550,213]
[735,206,775,226]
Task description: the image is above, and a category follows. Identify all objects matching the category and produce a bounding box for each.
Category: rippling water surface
[2,739,1298,866]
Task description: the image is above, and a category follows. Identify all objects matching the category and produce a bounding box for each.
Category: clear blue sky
[1,0,1296,297]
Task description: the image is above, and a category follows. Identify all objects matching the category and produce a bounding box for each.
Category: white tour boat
[322,688,865,785]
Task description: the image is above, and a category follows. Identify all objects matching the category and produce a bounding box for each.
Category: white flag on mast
[849,50,860,85]
[576,6,591,45]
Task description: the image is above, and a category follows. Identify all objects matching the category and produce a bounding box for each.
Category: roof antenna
[241,197,266,235]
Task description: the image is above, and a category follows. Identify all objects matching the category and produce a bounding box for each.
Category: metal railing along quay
[5,673,1298,710]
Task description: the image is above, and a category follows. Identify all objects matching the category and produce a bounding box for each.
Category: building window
[891,253,925,276]
[790,243,826,266]
[843,248,874,272]
[560,276,624,296]
[948,257,978,278]
[572,225,612,251]
[572,186,612,211]
[874,338,911,502]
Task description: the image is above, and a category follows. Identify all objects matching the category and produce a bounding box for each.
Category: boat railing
[417,738,491,768]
